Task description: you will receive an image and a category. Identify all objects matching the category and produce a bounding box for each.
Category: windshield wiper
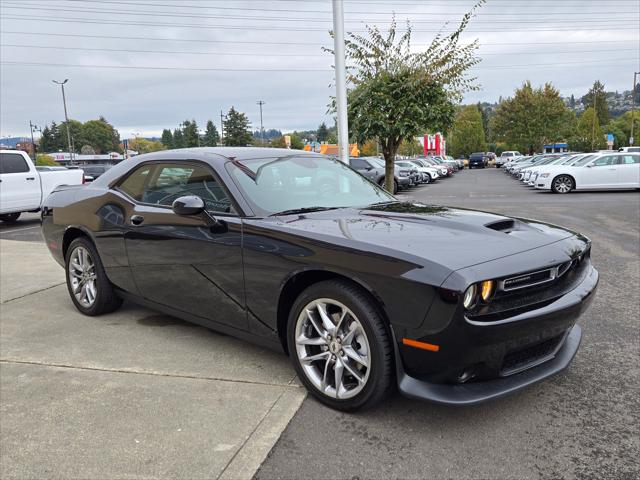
[270,206,339,217]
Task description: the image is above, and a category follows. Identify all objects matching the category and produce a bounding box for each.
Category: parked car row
[349,156,461,193]
[502,151,640,193]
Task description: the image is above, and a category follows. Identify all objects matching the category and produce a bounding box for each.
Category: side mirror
[585,164,593,168]
[172,195,205,216]
[365,166,373,171]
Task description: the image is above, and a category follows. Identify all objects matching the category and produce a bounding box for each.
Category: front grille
[501,268,555,291]
[501,334,564,375]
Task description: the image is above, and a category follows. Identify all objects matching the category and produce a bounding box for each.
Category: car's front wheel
[0,213,21,223]
[65,237,123,316]
[551,175,574,194]
[287,280,393,411]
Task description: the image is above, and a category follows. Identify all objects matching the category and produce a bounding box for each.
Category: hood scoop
[485,219,518,233]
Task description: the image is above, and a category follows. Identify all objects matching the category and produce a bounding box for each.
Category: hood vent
[485,219,517,233]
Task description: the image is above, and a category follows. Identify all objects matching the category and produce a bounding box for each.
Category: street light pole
[332,0,349,164]
[52,79,74,165]
[631,71,639,146]
[257,100,265,146]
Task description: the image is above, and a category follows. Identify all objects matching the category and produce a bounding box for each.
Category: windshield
[226,155,395,216]
[573,155,598,167]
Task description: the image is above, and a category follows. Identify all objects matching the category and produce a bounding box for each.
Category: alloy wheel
[553,176,573,193]
[295,298,371,400]
[68,246,97,307]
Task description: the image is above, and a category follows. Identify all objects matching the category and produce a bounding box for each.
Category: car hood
[269,202,577,272]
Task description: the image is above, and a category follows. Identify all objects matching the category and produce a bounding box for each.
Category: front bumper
[397,325,582,405]
[535,177,552,190]
[393,259,598,405]
[398,177,412,188]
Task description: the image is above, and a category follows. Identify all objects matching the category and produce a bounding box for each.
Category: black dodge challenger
[41,148,598,410]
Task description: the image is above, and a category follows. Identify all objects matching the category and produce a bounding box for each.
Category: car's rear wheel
[378,177,398,194]
[552,175,574,194]
[287,280,393,411]
[65,237,123,316]
[0,213,21,223]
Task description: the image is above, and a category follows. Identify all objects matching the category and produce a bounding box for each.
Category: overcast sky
[1,0,639,139]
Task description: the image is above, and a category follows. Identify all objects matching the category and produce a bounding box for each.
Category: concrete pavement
[0,239,305,479]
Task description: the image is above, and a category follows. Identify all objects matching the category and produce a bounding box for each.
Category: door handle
[130,215,144,225]
[26,177,35,180]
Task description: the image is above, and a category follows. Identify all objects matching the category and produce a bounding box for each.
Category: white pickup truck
[0,150,85,222]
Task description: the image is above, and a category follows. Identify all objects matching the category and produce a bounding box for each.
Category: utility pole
[257,100,265,146]
[631,71,639,146]
[52,79,74,165]
[591,90,596,152]
[332,0,349,164]
[29,121,39,161]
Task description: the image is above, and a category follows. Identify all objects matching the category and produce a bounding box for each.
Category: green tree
[317,122,329,142]
[181,120,200,147]
[288,133,304,150]
[582,80,610,126]
[605,110,639,148]
[223,107,252,146]
[359,139,378,156]
[398,138,423,156]
[173,128,185,149]
[331,6,482,192]
[491,81,570,154]
[129,138,166,154]
[39,124,58,153]
[202,120,220,147]
[270,136,287,148]
[568,107,606,152]
[35,154,58,166]
[81,117,120,153]
[161,129,174,149]
[57,119,84,153]
[447,105,487,158]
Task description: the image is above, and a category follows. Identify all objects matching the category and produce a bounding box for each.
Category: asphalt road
[256,168,640,480]
[0,212,43,242]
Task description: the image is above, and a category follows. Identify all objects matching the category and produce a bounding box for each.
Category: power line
[1,58,634,72]
[2,43,636,58]
[1,31,636,48]
[2,14,636,32]
[1,2,636,22]
[32,0,638,14]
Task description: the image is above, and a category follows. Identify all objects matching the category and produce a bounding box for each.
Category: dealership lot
[1,169,638,479]
[258,169,639,479]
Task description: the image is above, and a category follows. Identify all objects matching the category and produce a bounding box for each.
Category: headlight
[463,284,477,309]
[539,173,550,178]
[480,280,494,302]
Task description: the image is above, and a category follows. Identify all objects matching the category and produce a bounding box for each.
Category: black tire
[0,212,21,223]
[424,173,432,184]
[551,175,574,194]
[286,280,393,411]
[378,177,398,194]
[65,237,123,316]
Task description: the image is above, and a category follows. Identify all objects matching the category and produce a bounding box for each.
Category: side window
[620,155,639,165]
[0,153,30,174]
[119,165,154,201]
[142,164,234,214]
[350,158,368,170]
[591,156,616,167]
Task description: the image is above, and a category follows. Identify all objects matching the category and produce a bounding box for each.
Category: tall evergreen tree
[223,107,252,146]
[182,119,200,147]
[161,129,174,149]
[317,122,329,142]
[581,80,610,126]
[448,105,487,158]
[39,125,57,153]
[173,128,185,149]
[569,94,576,109]
[203,120,220,147]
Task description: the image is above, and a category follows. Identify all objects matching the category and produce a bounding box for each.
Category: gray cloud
[1,0,638,138]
